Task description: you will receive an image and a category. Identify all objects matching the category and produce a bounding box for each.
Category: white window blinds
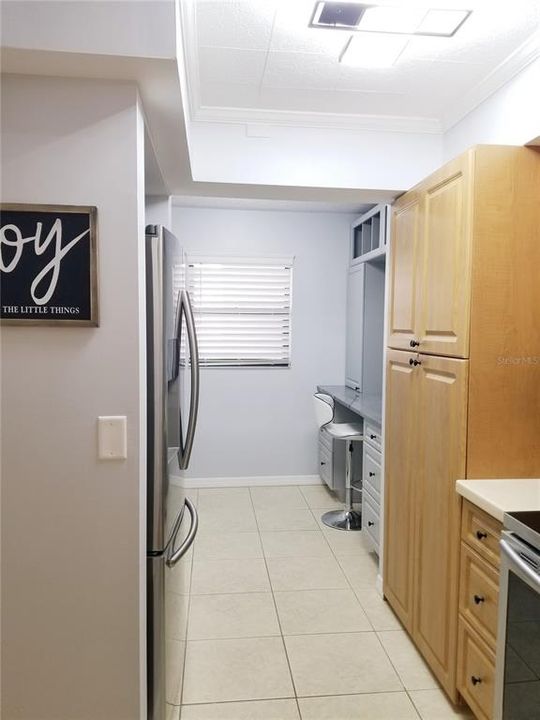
[187,257,293,368]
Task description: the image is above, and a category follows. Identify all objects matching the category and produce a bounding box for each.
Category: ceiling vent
[310,2,366,29]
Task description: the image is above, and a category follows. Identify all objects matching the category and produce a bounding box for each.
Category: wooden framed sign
[0,203,98,326]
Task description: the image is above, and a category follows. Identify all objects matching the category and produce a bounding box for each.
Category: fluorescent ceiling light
[340,33,408,67]
[415,8,471,36]
[359,6,427,34]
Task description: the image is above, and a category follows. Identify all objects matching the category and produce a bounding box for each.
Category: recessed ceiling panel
[191,0,540,129]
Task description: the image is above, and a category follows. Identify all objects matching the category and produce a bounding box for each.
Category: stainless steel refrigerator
[145,225,200,720]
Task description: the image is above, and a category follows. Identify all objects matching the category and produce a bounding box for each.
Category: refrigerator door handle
[166,497,198,567]
[178,290,200,470]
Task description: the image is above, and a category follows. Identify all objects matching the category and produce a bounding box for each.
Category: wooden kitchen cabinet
[388,155,473,359]
[419,153,473,358]
[413,355,469,693]
[383,349,418,633]
[384,146,540,706]
[387,190,421,352]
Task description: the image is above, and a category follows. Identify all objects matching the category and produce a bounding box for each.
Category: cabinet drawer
[457,618,496,720]
[461,500,502,569]
[364,422,382,452]
[459,542,499,648]
[319,445,333,489]
[319,427,333,453]
[363,493,380,551]
[362,443,382,503]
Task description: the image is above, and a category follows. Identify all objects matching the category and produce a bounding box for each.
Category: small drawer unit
[457,617,496,720]
[361,421,382,555]
[459,542,499,647]
[461,500,501,569]
[362,441,382,504]
[362,492,380,554]
[457,499,502,720]
[318,428,334,490]
[364,421,382,453]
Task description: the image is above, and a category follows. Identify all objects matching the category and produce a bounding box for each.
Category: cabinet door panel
[419,155,473,358]
[413,354,468,700]
[387,193,422,351]
[345,265,365,390]
[383,349,418,632]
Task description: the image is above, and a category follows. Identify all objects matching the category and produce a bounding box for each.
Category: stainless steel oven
[495,512,540,720]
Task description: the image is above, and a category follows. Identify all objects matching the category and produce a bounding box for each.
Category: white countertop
[456,479,540,523]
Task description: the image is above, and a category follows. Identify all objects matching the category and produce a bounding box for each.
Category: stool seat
[313,391,364,532]
[324,423,363,440]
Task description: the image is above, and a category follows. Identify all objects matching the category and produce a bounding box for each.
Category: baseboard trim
[170,474,322,489]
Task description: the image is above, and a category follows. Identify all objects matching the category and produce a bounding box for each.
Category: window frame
[186,254,294,370]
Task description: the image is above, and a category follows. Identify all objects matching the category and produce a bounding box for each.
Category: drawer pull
[473,594,485,605]
[409,340,420,347]
[370,434,377,440]
[320,461,326,466]
[471,676,482,686]
[476,530,488,540]
[369,471,376,477]
[408,358,422,366]
[368,521,375,527]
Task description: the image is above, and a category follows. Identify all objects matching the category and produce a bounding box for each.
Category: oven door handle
[500,538,540,590]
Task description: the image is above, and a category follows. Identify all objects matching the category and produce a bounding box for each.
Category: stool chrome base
[321,509,362,531]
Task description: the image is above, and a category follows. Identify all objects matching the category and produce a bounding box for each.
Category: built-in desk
[317,385,382,426]
[316,385,383,555]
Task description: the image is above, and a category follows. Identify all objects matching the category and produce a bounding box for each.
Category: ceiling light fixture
[339,33,408,68]
[311,2,472,37]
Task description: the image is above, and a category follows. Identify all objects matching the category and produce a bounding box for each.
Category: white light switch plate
[98,416,127,460]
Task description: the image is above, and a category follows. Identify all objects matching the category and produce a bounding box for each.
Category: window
[187,256,293,368]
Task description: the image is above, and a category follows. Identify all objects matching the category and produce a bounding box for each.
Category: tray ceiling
[181,0,540,132]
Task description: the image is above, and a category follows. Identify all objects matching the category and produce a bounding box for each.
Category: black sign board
[0,204,98,326]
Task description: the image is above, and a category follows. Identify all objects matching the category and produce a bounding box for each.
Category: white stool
[313,392,363,531]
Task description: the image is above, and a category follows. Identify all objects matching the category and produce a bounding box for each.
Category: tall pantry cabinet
[383,145,540,703]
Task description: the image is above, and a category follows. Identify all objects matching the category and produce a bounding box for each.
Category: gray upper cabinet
[351,204,388,265]
[345,264,364,391]
[346,204,389,394]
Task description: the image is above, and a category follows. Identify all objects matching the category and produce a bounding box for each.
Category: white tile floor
[169,484,473,720]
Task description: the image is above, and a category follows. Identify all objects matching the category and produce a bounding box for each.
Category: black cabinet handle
[320,461,326,466]
[408,358,422,366]
[368,521,375,527]
[370,434,377,440]
[369,471,376,477]
[471,676,482,686]
[473,594,485,605]
[409,340,420,347]
[476,530,488,540]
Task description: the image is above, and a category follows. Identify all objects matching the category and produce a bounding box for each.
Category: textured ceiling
[190,0,540,127]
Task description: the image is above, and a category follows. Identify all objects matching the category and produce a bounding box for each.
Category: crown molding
[192,104,444,134]
[180,0,539,138]
[442,30,540,132]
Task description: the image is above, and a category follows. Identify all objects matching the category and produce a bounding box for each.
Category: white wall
[172,205,353,481]
[188,121,443,195]
[1,0,176,58]
[1,75,146,720]
[444,55,540,160]
[146,194,172,228]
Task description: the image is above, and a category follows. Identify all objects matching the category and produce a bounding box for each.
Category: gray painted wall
[1,75,146,720]
[172,205,353,480]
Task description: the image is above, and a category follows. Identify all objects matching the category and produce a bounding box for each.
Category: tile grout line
[303,497,379,634]
[179,489,199,714]
[179,487,452,718]
[248,485,304,720]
